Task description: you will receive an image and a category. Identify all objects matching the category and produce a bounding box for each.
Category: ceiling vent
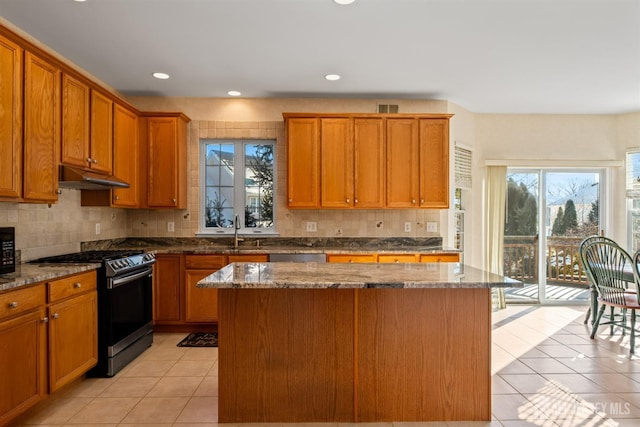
[377,104,399,113]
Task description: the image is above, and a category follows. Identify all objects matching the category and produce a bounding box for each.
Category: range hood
[58,166,130,190]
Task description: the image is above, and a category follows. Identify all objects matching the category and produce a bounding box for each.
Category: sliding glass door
[504,169,603,304]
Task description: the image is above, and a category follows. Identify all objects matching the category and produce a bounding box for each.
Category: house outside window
[199,139,275,235]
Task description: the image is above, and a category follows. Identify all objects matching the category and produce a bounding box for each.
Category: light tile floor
[9,305,640,427]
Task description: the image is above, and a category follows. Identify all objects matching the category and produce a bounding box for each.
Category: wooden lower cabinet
[0,300,47,426]
[185,255,226,323]
[48,291,97,392]
[328,252,460,264]
[155,253,268,330]
[153,254,183,325]
[47,271,98,392]
[0,271,98,425]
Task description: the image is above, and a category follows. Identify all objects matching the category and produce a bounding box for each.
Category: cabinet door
[185,270,219,323]
[321,118,353,208]
[286,118,320,208]
[0,35,22,200]
[112,103,139,207]
[61,73,90,169]
[153,254,183,323]
[48,291,98,392]
[23,51,60,203]
[147,117,186,208]
[90,90,113,174]
[386,118,419,208]
[0,308,47,426]
[354,118,385,208]
[419,118,449,208]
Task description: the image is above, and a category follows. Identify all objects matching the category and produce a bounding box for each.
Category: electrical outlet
[427,222,438,232]
[404,222,412,232]
[306,221,317,232]
[335,228,343,236]
[111,212,117,221]
[95,223,101,235]
[376,221,383,229]
[167,221,175,232]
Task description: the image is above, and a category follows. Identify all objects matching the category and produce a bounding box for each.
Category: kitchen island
[199,262,520,423]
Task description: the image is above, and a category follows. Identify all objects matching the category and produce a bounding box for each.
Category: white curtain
[485,166,507,310]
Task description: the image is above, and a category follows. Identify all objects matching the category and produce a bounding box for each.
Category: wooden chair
[583,240,640,355]
[579,235,620,325]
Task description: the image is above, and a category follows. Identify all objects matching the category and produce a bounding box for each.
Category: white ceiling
[1,0,639,114]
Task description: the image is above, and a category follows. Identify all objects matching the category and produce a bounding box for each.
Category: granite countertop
[198,262,521,289]
[0,263,101,292]
[82,237,460,255]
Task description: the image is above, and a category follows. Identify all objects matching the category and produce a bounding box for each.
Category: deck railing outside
[504,236,588,287]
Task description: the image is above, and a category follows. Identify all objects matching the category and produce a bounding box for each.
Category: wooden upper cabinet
[89,90,113,174]
[23,51,60,203]
[321,118,353,208]
[112,103,139,207]
[61,73,90,169]
[386,118,419,208]
[61,79,113,175]
[145,114,189,208]
[419,118,450,208]
[286,117,320,208]
[0,35,22,200]
[354,118,385,208]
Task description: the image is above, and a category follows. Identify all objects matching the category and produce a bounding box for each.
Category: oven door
[105,266,153,357]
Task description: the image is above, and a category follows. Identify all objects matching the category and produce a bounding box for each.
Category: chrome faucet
[234,214,244,249]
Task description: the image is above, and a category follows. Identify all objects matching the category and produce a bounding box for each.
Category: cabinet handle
[395,260,399,263]
[52,313,59,319]
[172,198,177,204]
[86,157,92,163]
[114,196,120,201]
[288,198,293,203]
[354,198,358,204]
[56,189,62,195]
[92,159,98,164]
[411,199,416,204]
[73,282,82,289]
[421,199,425,204]
[346,198,350,203]
[8,301,18,309]
[41,317,49,323]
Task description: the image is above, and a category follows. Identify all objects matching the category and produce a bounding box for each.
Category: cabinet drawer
[0,284,46,319]
[420,253,460,263]
[185,255,226,269]
[48,270,97,303]
[327,254,376,263]
[378,254,418,263]
[227,254,268,263]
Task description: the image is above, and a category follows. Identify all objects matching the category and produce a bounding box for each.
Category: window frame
[197,138,277,236]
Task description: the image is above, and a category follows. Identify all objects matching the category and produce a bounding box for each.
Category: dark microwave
[1,227,16,275]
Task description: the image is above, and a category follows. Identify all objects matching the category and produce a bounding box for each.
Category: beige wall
[472,113,639,267]
[0,191,129,261]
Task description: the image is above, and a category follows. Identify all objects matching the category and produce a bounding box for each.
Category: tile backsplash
[0,119,442,259]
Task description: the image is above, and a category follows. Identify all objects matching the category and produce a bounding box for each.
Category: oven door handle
[108,268,153,289]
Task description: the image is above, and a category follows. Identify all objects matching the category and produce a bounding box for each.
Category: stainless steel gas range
[32,250,156,376]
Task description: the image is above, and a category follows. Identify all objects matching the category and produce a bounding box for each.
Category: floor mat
[176,332,218,347]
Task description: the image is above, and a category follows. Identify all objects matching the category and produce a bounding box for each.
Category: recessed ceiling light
[325,74,341,81]
[227,90,242,97]
[152,72,170,80]
[334,0,355,5]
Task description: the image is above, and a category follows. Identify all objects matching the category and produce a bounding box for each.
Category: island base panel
[218,289,355,422]
[218,288,491,422]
